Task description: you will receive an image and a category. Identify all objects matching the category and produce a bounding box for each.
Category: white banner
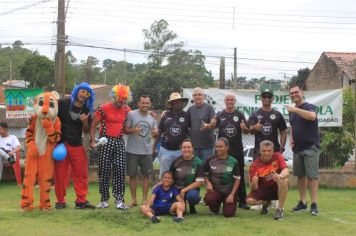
[183,88,343,127]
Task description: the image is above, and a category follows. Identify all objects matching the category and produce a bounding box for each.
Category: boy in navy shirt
[140,171,185,223]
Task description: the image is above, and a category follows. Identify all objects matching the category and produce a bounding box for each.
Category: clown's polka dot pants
[97,137,126,202]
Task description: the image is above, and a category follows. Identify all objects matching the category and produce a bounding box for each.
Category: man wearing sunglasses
[247,88,287,161]
[54,82,96,210]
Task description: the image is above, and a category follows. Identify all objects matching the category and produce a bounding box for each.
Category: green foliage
[131,68,181,110]
[165,49,214,88]
[19,54,54,90]
[320,89,355,167]
[143,19,184,67]
[0,42,33,82]
[289,67,310,87]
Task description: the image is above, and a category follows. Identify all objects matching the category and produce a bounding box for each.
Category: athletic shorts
[247,182,278,201]
[126,152,153,176]
[293,145,320,179]
[151,205,173,216]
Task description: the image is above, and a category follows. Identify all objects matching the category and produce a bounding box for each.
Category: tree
[0,41,33,82]
[19,54,55,89]
[165,49,214,88]
[80,56,100,84]
[143,19,183,67]
[289,68,310,88]
[131,69,181,110]
[320,89,355,167]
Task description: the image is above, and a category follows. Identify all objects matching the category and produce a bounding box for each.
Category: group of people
[1,82,320,222]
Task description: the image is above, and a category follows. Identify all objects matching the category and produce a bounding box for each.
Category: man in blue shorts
[140,171,185,223]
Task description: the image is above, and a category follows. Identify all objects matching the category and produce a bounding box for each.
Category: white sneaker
[96,201,109,209]
[116,201,129,210]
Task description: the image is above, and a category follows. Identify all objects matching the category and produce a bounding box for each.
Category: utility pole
[124,48,127,84]
[55,0,66,97]
[219,57,225,89]
[234,47,237,89]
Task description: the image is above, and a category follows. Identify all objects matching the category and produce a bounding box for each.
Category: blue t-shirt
[152,185,179,210]
[289,102,320,152]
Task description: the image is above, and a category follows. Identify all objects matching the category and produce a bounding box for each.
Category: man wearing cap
[155,92,190,178]
[248,88,287,160]
[89,84,131,210]
[187,87,215,162]
[212,93,250,210]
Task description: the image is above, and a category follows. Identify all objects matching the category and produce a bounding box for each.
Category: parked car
[243,146,293,167]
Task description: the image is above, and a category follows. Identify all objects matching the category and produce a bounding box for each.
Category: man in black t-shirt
[248,88,287,160]
[54,82,96,210]
[155,93,190,179]
[213,93,250,210]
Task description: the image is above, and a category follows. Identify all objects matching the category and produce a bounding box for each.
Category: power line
[0,0,53,16]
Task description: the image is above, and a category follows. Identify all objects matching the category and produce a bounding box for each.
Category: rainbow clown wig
[110,84,132,103]
[71,82,95,114]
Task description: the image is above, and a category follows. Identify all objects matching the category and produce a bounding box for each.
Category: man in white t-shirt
[0,122,21,181]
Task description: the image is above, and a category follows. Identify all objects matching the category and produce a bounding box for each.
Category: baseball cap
[261,88,273,96]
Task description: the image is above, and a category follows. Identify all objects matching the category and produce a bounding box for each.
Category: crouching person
[140,171,185,223]
[246,140,289,220]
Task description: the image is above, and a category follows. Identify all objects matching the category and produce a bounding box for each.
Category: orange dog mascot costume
[20,91,61,211]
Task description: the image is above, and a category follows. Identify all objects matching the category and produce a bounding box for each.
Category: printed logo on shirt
[224,124,237,137]
[270,114,276,120]
[176,168,182,172]
[169,124,182,136]
[211,166,217,170]
[191,168,196,174]
[233,116,239,122]
[169,193,173,198]
[179,117,185,123]
[136,121,151,137]
[262,122,272,135]
[69,111,81,120]
[226,167,233,172]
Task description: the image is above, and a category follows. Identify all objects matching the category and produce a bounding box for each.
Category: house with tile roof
[306,52,356,90]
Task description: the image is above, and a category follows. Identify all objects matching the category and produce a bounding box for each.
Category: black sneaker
[274,208,284,220]
[310,203,319,216]
[189,204,197,214]
[151,215,161,223]
[292,201,308,212]
[55,202,67,210]
[238,203,250,210]
[75,201,96,209]
[261,201,271,215]
[173,216,184,223]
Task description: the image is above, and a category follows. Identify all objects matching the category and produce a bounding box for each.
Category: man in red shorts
[246,140,289,220]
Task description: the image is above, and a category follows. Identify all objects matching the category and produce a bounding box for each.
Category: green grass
[0,182,356,236]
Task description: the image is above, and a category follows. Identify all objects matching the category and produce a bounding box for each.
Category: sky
[1,0,356,81]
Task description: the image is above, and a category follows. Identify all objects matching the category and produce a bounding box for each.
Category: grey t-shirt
[125,109,157,155]
[187,103,215,149]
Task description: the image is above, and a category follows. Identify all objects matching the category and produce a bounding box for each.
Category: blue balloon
[52,143,67,161]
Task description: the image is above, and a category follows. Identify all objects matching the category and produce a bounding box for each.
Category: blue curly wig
[71,82,95,114]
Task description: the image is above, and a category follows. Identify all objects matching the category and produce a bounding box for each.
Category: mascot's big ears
[51,91,60,100]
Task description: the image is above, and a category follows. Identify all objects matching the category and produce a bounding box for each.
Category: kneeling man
[246,140,289,220]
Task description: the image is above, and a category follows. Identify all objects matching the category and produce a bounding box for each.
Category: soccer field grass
[0,182,355,236]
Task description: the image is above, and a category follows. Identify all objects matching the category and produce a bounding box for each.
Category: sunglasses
[261,94,273,99]
[79,89,91,97]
